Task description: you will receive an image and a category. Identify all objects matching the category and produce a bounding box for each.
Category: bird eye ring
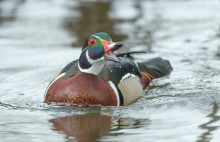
[88,38,96,46]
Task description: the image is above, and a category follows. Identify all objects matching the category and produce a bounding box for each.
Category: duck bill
[104,51,121,62]
[101,40,123,63]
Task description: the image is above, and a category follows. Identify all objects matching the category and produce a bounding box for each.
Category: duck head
[78,32,123,75]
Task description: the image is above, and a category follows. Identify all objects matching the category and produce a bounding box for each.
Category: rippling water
[0,0,220,142]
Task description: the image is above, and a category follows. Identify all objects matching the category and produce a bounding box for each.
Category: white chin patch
[86,50,104,64]
[78,52,106,75]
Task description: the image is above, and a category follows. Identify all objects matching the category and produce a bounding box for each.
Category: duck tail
[137,57,173,88]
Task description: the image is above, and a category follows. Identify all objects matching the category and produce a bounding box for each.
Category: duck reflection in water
[49,112,111,142]
[49,111,151,142]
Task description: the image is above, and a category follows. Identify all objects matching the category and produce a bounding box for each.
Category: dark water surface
[0,0,220,142]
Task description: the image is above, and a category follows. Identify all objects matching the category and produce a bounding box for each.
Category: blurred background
[0,0,220,142]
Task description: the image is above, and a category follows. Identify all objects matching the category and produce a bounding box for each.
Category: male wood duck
[44,32,173,106]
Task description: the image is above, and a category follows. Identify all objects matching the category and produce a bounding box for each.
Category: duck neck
[78,50,107,75]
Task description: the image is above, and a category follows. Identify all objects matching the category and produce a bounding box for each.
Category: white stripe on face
[78,51,106,75]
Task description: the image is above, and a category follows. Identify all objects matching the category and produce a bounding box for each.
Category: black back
[59,52,173,83]
[100,57,141,85]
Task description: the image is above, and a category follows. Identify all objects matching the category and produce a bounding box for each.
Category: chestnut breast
[45,72,117,106]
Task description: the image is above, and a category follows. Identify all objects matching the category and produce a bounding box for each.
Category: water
[0,0,220,142]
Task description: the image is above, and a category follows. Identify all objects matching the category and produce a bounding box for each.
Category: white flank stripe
[108,81,120,106]
[134,60,140,72]
[44,73,65,98]
[120,73,140,83]
[120,73,131,82]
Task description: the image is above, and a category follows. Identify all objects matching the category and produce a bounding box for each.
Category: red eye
[88,38,96,46]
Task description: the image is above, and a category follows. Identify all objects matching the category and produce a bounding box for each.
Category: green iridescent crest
[91,32,112,41]
[82,32,111,52]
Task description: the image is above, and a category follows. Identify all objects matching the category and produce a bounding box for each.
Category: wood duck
[44,32,173,106]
